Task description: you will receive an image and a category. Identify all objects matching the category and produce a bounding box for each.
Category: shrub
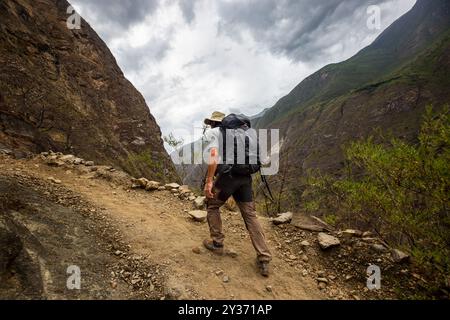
[303,106,450,275]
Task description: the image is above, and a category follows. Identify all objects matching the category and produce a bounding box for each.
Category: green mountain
[254,0,450,202]
[256,0,450,129]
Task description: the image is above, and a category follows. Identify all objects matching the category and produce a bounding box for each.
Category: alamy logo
[367,5,381,30]
[66,265,81,290]
[366,265,381,290]
[66,5,81,30]
[171,128,280,176]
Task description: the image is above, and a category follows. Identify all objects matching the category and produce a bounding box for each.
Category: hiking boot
[203,239,224,256]
[257,261,270,277]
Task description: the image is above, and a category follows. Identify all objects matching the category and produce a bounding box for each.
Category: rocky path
[1,152,420,300]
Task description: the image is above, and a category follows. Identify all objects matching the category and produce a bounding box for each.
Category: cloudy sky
[70,0,416,147]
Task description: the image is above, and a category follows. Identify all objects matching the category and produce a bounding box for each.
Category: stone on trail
[188,210,207,222]
[194,196,206,209]
[188,196,196,201]
[136,178,150,188]
[300,240,311,247]
[84,161,95,167]
[165,183,180,190]
[316,277,329,284]
[178,185,191,195]
[192,247,201,254]
[46,158,64,167]
[145,181,160,191]
[317,233,341,250]
[272,212,293,225]
[47,177,62,184]
[73,158,83,165]
[59,154,76,163]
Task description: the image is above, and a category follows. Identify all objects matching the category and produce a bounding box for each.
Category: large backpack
[218,114,261,176]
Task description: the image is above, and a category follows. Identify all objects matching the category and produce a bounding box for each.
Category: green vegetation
[125,149,166,182]
[304,107,450,280]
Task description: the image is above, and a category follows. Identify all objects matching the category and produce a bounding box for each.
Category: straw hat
[204,111,226,125]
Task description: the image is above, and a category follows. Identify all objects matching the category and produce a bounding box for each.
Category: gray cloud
[178,0,197,23]
[70,0,160,40]
[217,0,401,62]
[71,0,159,27]
[115,39,171,73]
[66,0,416,147]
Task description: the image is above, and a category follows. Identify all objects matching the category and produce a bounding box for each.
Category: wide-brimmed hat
[204,111,225,125]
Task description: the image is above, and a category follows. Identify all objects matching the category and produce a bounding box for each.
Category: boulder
[46,158,64,167]
[194,196,206,209]
[165,183,180,190]
[272,212,293,225]
[84,161,95,167]
[291,212,333,232]
[59,154,76,163]
[188,210,207,222]
[317,233,341,250]
[300,240,311,247]
[73,158,83,165]
[136,178,150,188]
[145,181,160,191]
[178,185,191,195]
[391,249,410,263]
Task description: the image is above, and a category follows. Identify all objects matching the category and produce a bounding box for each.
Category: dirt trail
[2,156,324,300]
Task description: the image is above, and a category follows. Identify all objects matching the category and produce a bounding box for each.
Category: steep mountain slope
[254,0,450,200]
[0,0,177,182]
[256,0,450,129]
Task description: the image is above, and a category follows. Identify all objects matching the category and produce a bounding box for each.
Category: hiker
[202,112,272,277]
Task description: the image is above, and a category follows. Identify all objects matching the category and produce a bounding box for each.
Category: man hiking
[202,112,272,277]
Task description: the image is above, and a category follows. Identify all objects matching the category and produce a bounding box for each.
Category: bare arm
[204,147,218,198]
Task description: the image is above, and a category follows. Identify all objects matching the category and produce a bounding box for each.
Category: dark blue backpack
[218,114,261,176]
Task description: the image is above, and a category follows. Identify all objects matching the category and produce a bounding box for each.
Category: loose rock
[165,183,180,190]
[300,240,311,247]
[145,181,160,191]
[317,233,341,250]
[194,196,206,209]
[272,212,293,225]
[188,210,207,222]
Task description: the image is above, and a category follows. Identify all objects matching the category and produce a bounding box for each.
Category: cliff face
[0,0,177,182]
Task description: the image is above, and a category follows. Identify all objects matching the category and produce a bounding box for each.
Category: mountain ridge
[255,0,450,129]
[253,0,450,206]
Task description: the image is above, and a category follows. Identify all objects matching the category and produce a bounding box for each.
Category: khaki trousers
[206,197,272,263]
